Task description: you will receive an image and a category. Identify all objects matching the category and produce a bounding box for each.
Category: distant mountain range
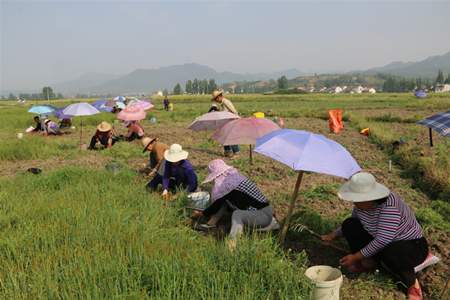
[363,51,450,78]
[53,64,305,94]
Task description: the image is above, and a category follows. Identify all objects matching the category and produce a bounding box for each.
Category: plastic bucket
[17,133,23,139]
[305,265,343,300]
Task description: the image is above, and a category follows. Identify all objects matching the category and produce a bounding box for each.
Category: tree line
[171,79,218,95]
[2,87,63,101]
[382,69,450,92]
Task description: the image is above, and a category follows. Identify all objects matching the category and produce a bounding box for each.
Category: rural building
[435,84,450,93]
[353,86,364,94]
[368,88,377,94]
[334,86,343,94]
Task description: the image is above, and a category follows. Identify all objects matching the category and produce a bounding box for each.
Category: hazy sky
[1,1,450,91]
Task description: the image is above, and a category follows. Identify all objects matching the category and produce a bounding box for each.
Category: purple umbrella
[54,107,73,120]
[188,111,240,131]
[92,100,113,112]
[255,129,361,243]
[63,103,100,148]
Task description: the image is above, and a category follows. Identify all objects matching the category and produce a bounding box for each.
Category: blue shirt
[162,160,198,192]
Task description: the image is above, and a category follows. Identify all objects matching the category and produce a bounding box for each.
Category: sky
[1,0,450,91]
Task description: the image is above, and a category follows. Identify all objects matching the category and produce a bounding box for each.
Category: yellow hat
[141,137,157,152]
[97,121,112,132]
[211,89,224,100]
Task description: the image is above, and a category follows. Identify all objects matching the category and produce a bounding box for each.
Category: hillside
[54,64,304,94]
[365,51,450,78]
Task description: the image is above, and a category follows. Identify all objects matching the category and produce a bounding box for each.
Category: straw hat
[211,89,224,100]
[202,159,234,184]
[97,121,112,132]
[141,137,157,153]
[338,172,390,202]
[164,144,188,162]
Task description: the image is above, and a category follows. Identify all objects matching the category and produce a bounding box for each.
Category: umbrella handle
[249,144,253,165]
[279,171,303,244]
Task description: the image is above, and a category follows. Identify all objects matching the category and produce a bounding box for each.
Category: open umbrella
[113,96,126,102]
[212,117,280,164]
[63,103,100,148]
[53,107,73,120]
[92,100,113,112]
[255,129,361,243]
[28,105,56,115]
[415,90,427,99]
[117,106,146,121]
[127,99,154,111]
[188,111,240,132]
[417,110,450,147]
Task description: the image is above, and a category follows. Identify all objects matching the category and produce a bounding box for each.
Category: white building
[435,84,450,93]
[155,91,164,97]
[368,88,377,94]
[334,86,343,94]
[353,85,364,94]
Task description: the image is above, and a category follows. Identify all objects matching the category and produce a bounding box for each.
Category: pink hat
[202,159,234,184]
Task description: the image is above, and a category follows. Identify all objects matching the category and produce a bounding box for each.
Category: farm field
[0,93,449,299]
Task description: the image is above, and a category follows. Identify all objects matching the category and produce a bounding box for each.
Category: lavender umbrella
[54,107,73,120]
[188,111,240,131]
[63,103,100,148]
[92,100,113,112]
[255,129,361,243]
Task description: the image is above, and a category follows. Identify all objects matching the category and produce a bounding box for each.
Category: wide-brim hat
[97,121,112,132]
[164,144,188,162]
[211,89,224,100]
[142,137,158,153]
[202,159,234,184]
[338,172,390,202]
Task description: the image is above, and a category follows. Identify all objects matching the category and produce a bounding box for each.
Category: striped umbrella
[417,110,450,146]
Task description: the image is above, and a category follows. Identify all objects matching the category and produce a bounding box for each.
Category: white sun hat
[338,172,390,202]
[164,144,189,163]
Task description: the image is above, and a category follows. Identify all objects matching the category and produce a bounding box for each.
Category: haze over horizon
[1,1,450,91]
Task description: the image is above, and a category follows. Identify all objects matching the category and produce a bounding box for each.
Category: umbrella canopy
[417,110,450,147]
[28,105,56,115]
[417,110,450,137]
[92,100,113,112]
[117,106,146,121]
[188,111,240,131]
[63,103,100,116]
[113,96,126,102]
[255,129,361,178]
[127,99,154,111]
[213,117,280,146]
[415,90,427,98]
[54,107,73,120]
[255,129,361,243]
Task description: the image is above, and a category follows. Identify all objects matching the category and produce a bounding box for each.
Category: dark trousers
[146,174,187,192]
[224,145,240,154]
[127,132,142,142]
[88,136,118,149]
[342,218,428,288]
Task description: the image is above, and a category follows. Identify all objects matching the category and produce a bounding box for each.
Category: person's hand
[149,168,157,177]
[321,232,337,241]
[162,190,170,201]
[340,253,361,267]
[191,210,203,218]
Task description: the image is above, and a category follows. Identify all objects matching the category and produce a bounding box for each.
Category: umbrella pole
[80,118,83,149]
[249,144,253,165]
[279,171,304,244]
[429,128,433,147]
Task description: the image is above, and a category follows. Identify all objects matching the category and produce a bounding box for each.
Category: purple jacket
[162,160,198,192]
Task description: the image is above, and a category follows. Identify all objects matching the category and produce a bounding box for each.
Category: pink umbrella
[117,106,146,121]
[212,117,280,164]
[188,111,240,132]
[127,99,154,111]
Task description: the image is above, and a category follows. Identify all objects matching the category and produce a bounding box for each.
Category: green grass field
[0,93,448,299]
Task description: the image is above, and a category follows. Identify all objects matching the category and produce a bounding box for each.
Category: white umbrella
[63,103,100,148]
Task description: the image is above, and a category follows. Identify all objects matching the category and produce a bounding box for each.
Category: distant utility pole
[46,87,50,103]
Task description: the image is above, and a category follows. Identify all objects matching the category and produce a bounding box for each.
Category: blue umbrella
[92,100,113,112]
[415,90,427,99]
[113,96,126,102]
[255,129,361,243]
[28,105,56,115]
[63,103,100,148]
[417,110,450,147]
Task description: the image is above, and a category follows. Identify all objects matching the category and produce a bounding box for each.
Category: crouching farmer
[146,144,198,199]
[193,159,274,249]
[322,172,429,300]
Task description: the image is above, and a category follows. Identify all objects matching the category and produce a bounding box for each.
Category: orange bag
[328,109,344,134]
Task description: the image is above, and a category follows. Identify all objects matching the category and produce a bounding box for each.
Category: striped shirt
[350,193,423,257]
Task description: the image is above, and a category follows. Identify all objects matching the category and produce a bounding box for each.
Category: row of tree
[382,70,450,92]
[2,87,63,101]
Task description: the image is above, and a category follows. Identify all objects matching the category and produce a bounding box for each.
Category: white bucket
[17,133,24,139]
[305,265,343,300]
